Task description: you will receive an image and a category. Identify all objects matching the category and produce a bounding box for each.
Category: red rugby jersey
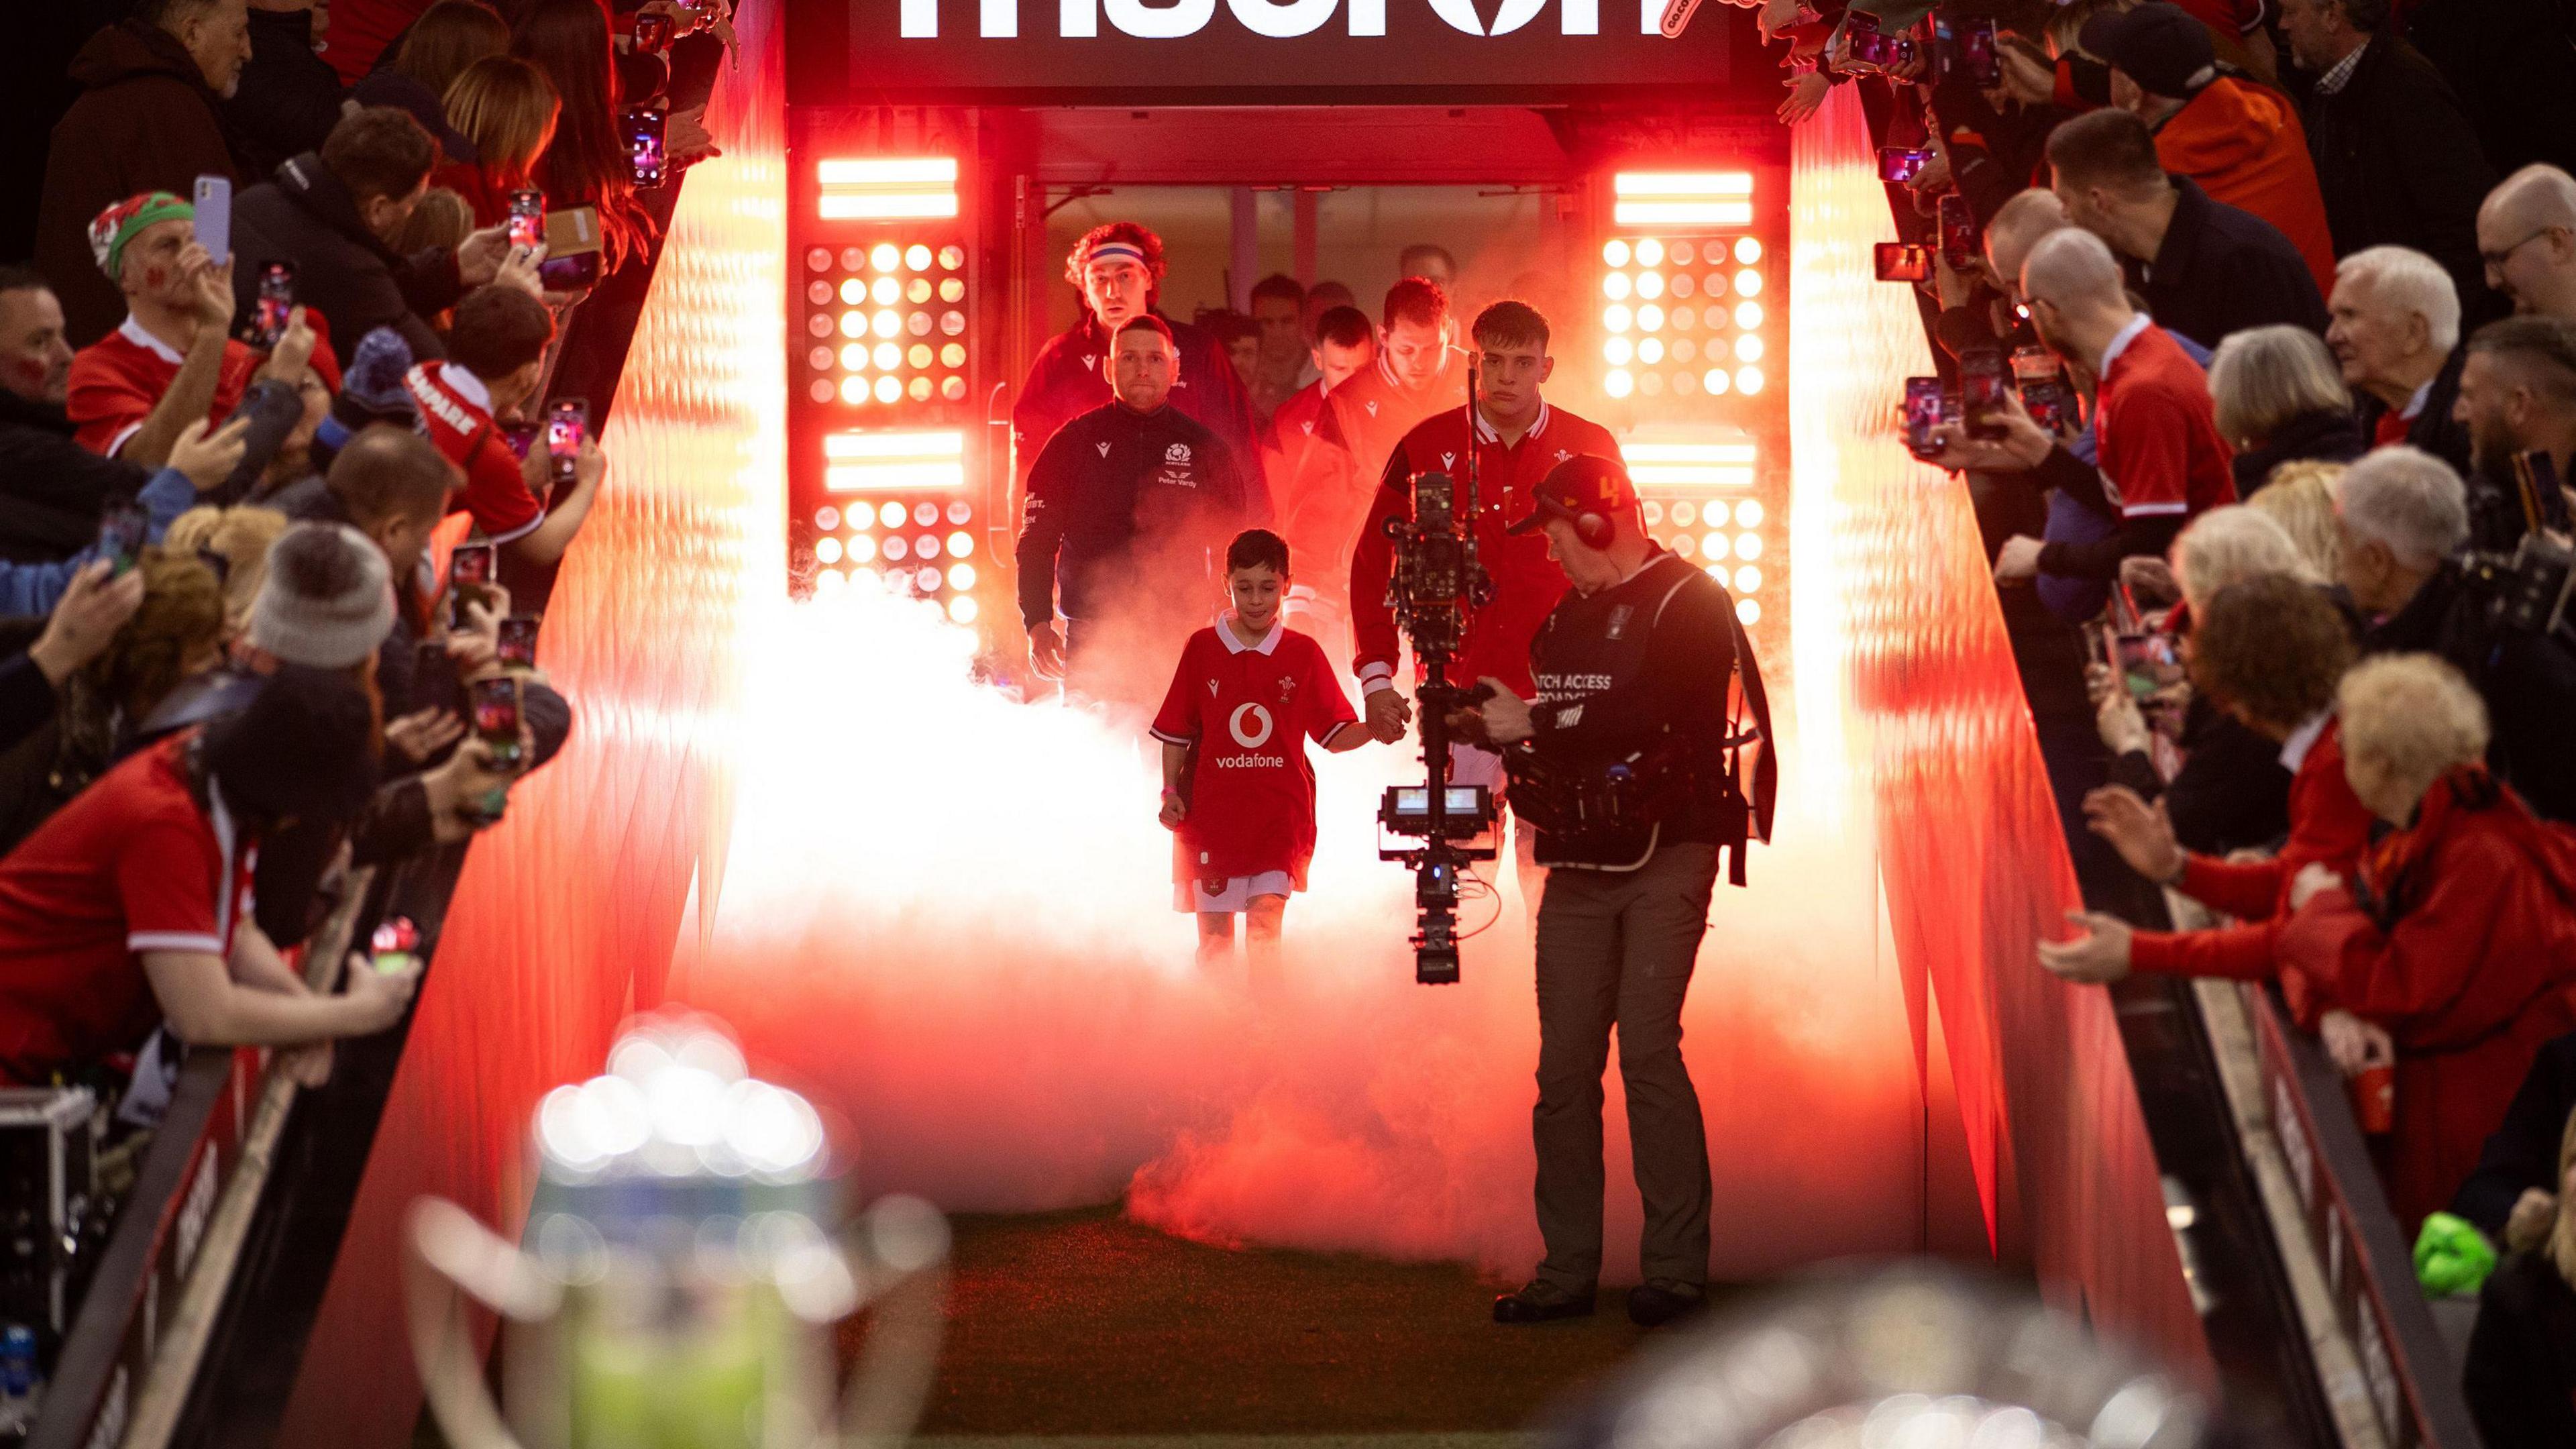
[1150,620,1358,884]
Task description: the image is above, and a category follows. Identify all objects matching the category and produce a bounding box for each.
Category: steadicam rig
[1377,370,1500,984]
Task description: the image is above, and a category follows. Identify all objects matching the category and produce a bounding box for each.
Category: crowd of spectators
[0,0,727,1234]
[1760,0,2576,1436]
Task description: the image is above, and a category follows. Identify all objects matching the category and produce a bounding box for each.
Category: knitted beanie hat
[248,523,398,669]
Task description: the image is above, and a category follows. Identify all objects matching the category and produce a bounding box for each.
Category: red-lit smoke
[667,579,1923,1282]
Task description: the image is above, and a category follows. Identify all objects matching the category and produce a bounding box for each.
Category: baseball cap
[2079,3,2218,98]
[1507,453,1639,535]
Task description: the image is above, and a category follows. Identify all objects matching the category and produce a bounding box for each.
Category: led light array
[804,490,983,624]
[801,239,971,407]
[1622,440,1770,627]
[1599,234,1768,402]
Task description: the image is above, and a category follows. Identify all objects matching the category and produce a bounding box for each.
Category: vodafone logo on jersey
[1227,702,1275,749]
[898,0,1662,40]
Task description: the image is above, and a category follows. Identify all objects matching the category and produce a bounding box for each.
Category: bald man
[2479,166,2576,323]
[1973,231,2236,586]
[1984,191,2073,310]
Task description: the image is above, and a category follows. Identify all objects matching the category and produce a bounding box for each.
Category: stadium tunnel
[30,4,2489,1448]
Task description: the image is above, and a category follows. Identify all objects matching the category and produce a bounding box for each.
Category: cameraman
[2334,445,2576,822]
[1449,455,1770,1332]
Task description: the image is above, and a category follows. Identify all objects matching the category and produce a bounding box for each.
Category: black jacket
[2362,559,2576,823]
[2304,36,2500,323]
[2353,344,2474,482]
[2452,1030,2576,1241]
[2137,176,2331,350]
[1014,401,1259,629]
[2464,1249,2576,1449]
[2231,408,2365,496]
[1519,551,1772,873]
[230,150,467,364]
[0,390,149,561]
[223,8,345,180]
[2107,692,2296,857]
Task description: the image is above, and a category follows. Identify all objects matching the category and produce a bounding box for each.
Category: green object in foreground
[2414,1212,2499,1297]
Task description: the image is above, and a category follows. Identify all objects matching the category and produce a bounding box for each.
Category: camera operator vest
[1508,551,1775,877]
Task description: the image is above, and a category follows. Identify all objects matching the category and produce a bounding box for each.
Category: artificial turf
[904,1205,1672,1438]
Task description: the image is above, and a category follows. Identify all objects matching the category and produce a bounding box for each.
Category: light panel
[815,156,961,221]
[822,428,967,493]
[1622,440,1758,490]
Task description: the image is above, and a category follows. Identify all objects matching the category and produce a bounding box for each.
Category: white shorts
[1177,870,1295,914]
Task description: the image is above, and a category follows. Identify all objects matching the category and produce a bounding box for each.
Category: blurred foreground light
[1636,237,1666,266]
[1736,597,1762,625]
[1603,239,1632,267]
[1603,271,1633,301]
[1736,365,1766,394]
[948,561,977,590]
[1605,304,1634,334]
[948,595,980,625]
[1737,498,1765,527]
[847,534,877,564]
[1543,1263,2207,1449]
[1606,369,1635,398]
[1735,236,1764,264]
[1605,337,1634,366]
[1737,301,1764,329]
[1736,565,1764,592]
[814,537,843,564]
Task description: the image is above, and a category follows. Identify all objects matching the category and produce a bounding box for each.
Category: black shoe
[1626,1281,1705,1328]
[1493,1280,1597,1324]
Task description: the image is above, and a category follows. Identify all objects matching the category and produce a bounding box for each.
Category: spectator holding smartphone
[65,193,333,469]
[0,665,421,1086]
[0,564,149,759]
[32,0,255,347]
[229,107,538,366]
[0,418,249,616]
[435,56,563,228]
[403,285,599,564]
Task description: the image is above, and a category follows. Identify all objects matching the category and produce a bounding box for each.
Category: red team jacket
[1346,401,1620,698]
[2278,771,2576,1231]
[1151,621,1357,886]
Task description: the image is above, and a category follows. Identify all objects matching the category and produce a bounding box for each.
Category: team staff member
[1324,276,1469,492]
[1348,303,1617,776]
[1017,316,1263,703]
[1012,222,1258,482]
[1449,455,1772,1330]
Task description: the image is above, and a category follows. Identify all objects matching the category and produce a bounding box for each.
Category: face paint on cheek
[9,358,44,388]
[143,267,167,290]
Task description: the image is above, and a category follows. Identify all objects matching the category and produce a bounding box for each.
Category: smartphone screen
[2020,378,2075,435]
[191,175,231,265]
[497,615,539,668]
[500,421,542,460]
[449,543,497,626]
[1902,376,1945,458]
[1874,242,1932,284]
[536,252,600,291]
[507,190,545,252]
[1937,194,1980,273]
[1961,350,2010,440]
[97,501,150,576]
[1962,19,2000,87]
[471,676,525,769]
[623,104,668,188]
[634,10,674,50]
[1877,147,1929,184]
[546,398,588,485]
[253,262,294,349]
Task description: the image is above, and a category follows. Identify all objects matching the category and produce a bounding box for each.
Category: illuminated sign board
[833,0,1733,99]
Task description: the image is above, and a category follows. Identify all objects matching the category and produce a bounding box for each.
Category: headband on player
[1086,242,1148,268]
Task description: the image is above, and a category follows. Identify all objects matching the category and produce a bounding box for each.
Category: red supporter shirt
[0,736,255,1085]
[2095,319,2237,523]
[67,315,341,459]
[405,360,548,545]
[1347,400,1622,697]
[1151,620,1358,885]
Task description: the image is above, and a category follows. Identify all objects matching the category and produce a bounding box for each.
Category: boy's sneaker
[1626,1280,1705,1328]
[1493,1280,1596,1324]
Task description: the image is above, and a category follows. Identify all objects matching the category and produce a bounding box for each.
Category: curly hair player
[1150,529,1371,979]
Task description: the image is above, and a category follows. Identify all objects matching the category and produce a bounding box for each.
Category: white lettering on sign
[902,0,1642,38]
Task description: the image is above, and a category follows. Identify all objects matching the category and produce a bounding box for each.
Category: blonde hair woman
[439,55,561,227]
[163,505,290,639]
[2244,461,2345,584]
